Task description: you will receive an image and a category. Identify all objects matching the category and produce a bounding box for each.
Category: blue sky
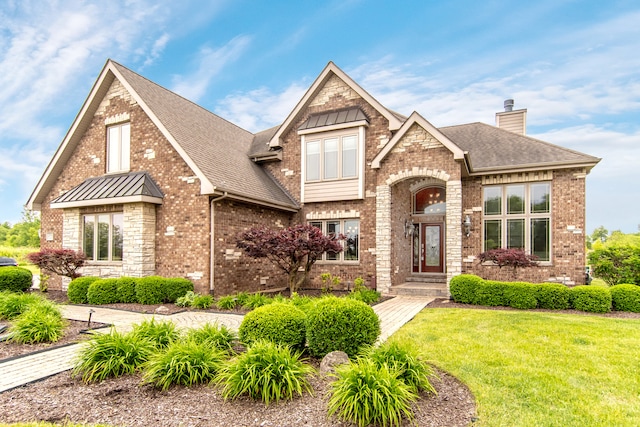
[0,0,638,234]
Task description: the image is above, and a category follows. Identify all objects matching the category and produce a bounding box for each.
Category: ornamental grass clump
[216,340,314,405]
[73,329,155,383]
[215,294,237,310]
[142,339,227,390]
[241,292,272,310]
[130,318,180,350]
[0,292,42,320]
[192,294,214,309]
[365,340,437,394]
[9,304,66,344]
[184,322,236,353]
[328,358,418,427]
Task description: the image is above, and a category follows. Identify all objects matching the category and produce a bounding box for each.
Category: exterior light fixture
[463,215,472,237]
[404,219,414,238]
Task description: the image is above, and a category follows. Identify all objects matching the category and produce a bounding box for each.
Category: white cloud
[215,83,307,132]
[170,35,252,102]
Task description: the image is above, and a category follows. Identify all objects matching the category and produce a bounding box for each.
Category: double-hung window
[107,123,130,173]
[310,219,360,262]
[305,132,358,182]
[483,182,551,261]
[83,213,124,261]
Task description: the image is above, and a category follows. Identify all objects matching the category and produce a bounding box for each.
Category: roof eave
[50,195,163,209]
[468,160,601,176]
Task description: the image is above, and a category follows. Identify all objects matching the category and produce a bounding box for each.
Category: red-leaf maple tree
[478,248,538,277]
[26,248,86,279]
[236,224,344,292]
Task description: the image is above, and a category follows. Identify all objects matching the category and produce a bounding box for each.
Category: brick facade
[34,64,593,297]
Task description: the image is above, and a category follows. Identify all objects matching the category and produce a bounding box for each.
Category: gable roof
[50,171,163,209]
[371,112,466,169]
[440,122,601,173]
[268,62,404,148]
[27,60,298,212]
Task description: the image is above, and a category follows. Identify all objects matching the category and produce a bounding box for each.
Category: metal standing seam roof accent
[298,107,368,130]
[51,172,164,205]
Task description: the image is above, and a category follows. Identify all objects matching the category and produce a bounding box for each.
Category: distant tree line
[0,210,40,247]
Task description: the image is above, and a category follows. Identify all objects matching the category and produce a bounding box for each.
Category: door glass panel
[424,225,440,267]
[413,225,420,270]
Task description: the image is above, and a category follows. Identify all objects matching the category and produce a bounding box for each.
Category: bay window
[83,212,123,261]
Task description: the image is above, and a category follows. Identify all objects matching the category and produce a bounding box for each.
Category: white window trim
[300,126,365,201]
[106,122,130,174]
[83,212,124,262]
[482,182,552,263]
[309,219,360,264]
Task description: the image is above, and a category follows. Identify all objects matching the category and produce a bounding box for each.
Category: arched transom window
[414,187,446,214]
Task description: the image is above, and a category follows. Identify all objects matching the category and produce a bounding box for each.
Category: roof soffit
[268,62,403,148]
[371,112,466,169]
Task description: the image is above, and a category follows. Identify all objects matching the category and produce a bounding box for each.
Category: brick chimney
[496,99,527,135]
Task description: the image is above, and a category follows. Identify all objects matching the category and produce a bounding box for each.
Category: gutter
[209,191,228,293]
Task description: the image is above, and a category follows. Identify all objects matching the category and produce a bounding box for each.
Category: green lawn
[392,308,640,427]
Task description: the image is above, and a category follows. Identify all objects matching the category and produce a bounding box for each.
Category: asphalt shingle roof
[439,122,600,172]
[112,62,298,209]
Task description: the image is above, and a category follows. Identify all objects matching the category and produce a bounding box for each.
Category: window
[414,187,446,214]
[482,183,551,261]
[83,213,123,261]
[107,123,130,173]
[309,219,359,262]
[305,132,358,182]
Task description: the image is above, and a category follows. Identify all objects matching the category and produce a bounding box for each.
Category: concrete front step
[389,282,449,298]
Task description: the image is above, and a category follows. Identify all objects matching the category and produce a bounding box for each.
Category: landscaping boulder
[320,351,350,375]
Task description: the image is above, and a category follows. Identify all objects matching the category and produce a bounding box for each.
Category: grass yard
[393,308,640,427]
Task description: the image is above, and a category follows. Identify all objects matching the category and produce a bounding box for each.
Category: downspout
[209,192,228,294]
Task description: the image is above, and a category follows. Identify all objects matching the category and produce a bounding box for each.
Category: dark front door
[421,223,444,273]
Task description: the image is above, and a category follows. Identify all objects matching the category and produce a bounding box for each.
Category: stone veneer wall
[122,203,156,277]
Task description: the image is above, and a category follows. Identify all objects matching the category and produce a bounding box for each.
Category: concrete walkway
[0,296,432,393]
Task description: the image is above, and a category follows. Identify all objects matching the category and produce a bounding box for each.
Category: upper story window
[107,122,130,173]
[305,132,358,182]
[83,212,123,261]
[483,182,551,261]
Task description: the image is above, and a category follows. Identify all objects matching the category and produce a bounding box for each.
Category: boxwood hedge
[570,285,611,313]
[0,266,32,293]
[239,302,307,349]
[610,284,640,313]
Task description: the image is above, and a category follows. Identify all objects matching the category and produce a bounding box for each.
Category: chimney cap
[504,99,514,112]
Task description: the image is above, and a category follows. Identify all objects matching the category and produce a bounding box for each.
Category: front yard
[393,306,640,426]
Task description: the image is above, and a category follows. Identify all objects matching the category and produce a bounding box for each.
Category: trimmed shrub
[68,276,100,304]
[0,266,32,292]
[185,323,237,353]
[503,282,538,310]
[130,318,180,350]
[306,296,380,358]
[570,285,612,313]
[135,276,166,304]
[365,340,436,394]
[449,274,483,304]
[116,277,138,303]
[192,294,214,309]
[87,278,120,305]
[535,283,571,310]
[142,339,227,390]
[610,284,640,312]
[473,280,507,306]
[216,340,314,405]
[164,278,194,303]
[0,292,42,320]
[239,303,307,349]
[73,329,155,382]
[9,305,66,344]
[328,358,417,427]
